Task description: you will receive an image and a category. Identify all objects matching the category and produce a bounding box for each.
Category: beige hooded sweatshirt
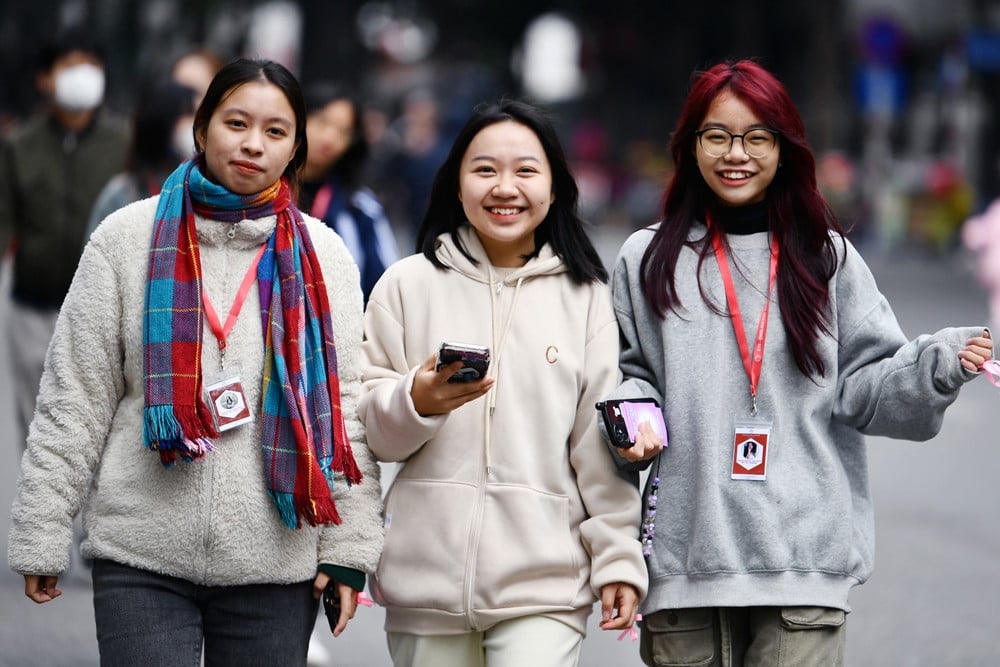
[359,225,647,635]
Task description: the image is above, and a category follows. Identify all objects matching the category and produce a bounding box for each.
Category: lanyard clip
[750,393,758,417]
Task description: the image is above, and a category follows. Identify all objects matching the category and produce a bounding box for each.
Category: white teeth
[721,171,751,180]
[491,207,519,215]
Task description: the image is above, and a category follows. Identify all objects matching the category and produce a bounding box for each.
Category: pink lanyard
[708,217,779,416]
[202,245,266,368]
[310,183,333,219]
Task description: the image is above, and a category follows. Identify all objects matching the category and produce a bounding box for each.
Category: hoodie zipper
[462,267,524,628]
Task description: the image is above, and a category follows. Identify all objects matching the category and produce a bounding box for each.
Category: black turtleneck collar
[712,200,769,235]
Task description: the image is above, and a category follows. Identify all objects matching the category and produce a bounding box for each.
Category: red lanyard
[310,183,333,219]
[202,244,266,367]
[708,219,779,415]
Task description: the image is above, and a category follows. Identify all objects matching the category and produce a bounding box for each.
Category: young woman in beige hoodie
[359,99,647,666]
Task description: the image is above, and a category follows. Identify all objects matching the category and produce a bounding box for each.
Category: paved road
[2,228,999,666]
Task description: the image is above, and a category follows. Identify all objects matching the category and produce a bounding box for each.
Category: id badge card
[731,417,772,481]
[204,364,253,432]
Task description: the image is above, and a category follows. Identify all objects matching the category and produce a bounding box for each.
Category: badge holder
[204,363,253,432]
[731,417,772,481]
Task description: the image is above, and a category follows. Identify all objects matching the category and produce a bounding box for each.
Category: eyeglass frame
[694,127,779,159]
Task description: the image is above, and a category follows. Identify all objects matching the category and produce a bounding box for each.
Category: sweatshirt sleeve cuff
[318,564,366,592]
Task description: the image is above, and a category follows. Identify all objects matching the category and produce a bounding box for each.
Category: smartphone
[322,579,341,634]
[436,342,491,383]
[595,397,667,448]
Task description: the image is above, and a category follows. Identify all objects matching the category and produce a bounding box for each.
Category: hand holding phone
[436,342,490,383]
[322,579,343,635]
[596,398,667,448]
[322,579,341,633]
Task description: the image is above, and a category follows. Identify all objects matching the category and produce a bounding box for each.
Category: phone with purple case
[595,397,666,448]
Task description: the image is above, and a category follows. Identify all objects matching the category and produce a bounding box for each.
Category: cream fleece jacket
[359,226,647,636]
[8,195,384,585]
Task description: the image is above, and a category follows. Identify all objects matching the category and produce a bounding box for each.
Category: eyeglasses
[695,127,778,159]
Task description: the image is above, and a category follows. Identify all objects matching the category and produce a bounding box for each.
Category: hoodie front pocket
[373,479,477,612]
[475,485,581,610]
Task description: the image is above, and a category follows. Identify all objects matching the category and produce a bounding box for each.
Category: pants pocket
[640,608,716,667]
[776,606,846,667]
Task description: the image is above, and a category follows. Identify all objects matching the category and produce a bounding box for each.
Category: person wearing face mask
[0,26,128,456]
[84,79,198,242]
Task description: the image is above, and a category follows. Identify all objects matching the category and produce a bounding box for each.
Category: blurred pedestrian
[359,99,646,667]
[8,58,384,666]
[85,79,198,241]
[382,88,452,237]
[603,59,993,667]
[300,82,398,304]
[170,45,225,108]
[0,26,128,454]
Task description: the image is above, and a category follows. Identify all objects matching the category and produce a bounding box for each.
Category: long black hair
[128,80,196,174]
[416,99,607,284]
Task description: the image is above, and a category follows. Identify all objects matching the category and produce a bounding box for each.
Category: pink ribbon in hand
[983,359,1000,387]
[357,592,375,608]
[618,613,642,641]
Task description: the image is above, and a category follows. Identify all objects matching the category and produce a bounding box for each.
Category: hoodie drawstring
[484,266,524,476]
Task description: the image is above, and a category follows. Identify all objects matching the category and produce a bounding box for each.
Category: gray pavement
[2,227,999,666]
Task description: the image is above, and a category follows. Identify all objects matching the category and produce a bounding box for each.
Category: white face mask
[53,64,105,111]
[171,120,196,160]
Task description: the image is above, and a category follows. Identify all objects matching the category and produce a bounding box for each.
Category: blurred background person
[300,81,398,304]
[85,79,197,241]
[170,45,225,108]
[378,88,453,246]
[0,25,128,456]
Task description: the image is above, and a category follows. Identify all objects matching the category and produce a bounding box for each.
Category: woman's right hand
[619,420,665,462]
[24,574,62,604]
[410,354,494,417]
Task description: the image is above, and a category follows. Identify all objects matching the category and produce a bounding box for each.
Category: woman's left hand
[619,421,664,463]
[312,572,359,637]
[598,582,639,630]
[959,329,993,372]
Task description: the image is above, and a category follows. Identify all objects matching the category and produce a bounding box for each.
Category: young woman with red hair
[603,60,992,665]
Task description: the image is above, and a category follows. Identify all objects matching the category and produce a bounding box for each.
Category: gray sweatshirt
[610,223,985,613]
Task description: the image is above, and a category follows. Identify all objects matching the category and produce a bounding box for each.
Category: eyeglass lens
[699,128,775,158]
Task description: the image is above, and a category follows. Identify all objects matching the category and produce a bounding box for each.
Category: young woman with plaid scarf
[8,58,384,666]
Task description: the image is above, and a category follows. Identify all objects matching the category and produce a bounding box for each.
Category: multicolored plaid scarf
[143,158,362,529]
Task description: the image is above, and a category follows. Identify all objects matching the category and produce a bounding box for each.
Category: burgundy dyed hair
[640,59,844,377]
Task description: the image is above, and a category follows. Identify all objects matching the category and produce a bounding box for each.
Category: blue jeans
[92,559,318,667]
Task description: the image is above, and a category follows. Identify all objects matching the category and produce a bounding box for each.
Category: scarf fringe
[143,405,216,464]
[331,445,363,486]
[270,491,343,529]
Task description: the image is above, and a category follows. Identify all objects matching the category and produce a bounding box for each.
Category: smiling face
[696,90,780,207]
[458,120,554,267]
[196,80,298,195]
